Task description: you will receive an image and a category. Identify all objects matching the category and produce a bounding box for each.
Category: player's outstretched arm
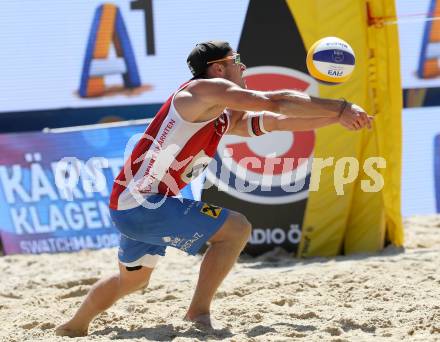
[227,111,369,137]
[185,78,371,130]
[262,113,340,132]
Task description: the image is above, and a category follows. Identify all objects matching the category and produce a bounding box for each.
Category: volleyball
[306,36,355,85]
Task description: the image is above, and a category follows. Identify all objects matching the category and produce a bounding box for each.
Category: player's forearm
[271,115,339,131]
[267,90,344,118]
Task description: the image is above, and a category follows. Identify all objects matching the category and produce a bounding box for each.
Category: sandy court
[0,215,439,342]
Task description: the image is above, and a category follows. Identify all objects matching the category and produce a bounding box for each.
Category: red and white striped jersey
[109,82,230,210]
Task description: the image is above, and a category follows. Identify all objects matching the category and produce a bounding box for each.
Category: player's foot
[55,323,88,337]
[185,313,217,330]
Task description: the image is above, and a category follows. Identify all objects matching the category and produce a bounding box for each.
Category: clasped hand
[339,103,373,130]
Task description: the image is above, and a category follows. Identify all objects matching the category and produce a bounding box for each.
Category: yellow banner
[286,0,403,256]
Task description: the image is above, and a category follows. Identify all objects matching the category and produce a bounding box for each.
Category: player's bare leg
[185,211,252,328]
[55,263,153,337]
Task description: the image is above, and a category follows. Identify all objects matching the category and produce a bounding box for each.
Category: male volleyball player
[56,41,371,337]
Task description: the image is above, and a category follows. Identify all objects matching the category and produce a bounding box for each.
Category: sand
[0,215,440,342]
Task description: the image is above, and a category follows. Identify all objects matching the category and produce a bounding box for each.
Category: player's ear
[212,62,225,75]
[206,63,225,78]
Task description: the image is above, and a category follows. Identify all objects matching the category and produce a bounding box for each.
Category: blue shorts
[110,194,230,268]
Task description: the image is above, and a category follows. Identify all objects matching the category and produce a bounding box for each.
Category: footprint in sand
[289,312,320,319]
[21,321,39,330]
[39,322,56,330]
[0,292,22,299]
[272,298,296,307]
[323,326,343,336]
[58,286,89,299]
[52,277,99,289]
[146,294,178,303]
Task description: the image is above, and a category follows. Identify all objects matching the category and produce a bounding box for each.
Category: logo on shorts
[180,232,204,252]
[200,203,222,218]
[162,236,183,247]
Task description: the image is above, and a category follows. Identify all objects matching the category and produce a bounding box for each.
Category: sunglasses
[207,53,241,65]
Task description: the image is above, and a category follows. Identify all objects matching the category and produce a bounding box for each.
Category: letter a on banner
[79,3,141,97]
[418,0,440,78]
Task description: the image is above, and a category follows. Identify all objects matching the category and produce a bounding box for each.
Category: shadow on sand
[238,245,406,270]
[91,323,233,341]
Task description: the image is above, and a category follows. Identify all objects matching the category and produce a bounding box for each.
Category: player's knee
[136,277,150,291]
[125,274,150,294]
[210,211,252,244]
[229,211,252,242]
[119,267,152,294]
[132,272,150,289]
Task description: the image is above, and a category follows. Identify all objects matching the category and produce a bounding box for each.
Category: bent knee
[122,274,150,294]
[132,273,150,290]
[119,265,153,293]
[213,211,252,243]
[233,212,252,237]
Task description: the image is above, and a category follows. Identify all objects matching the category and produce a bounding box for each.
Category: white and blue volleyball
[306,37,355,85]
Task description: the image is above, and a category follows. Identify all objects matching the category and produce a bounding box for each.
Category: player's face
[223,51,247,88]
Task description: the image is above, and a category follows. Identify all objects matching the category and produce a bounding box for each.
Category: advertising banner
[0,0,249,113]
[402,107,440,215]
[0,121,202,255]
[397,0,440,89]
[289,0,403,255]
[0,0,407,257]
